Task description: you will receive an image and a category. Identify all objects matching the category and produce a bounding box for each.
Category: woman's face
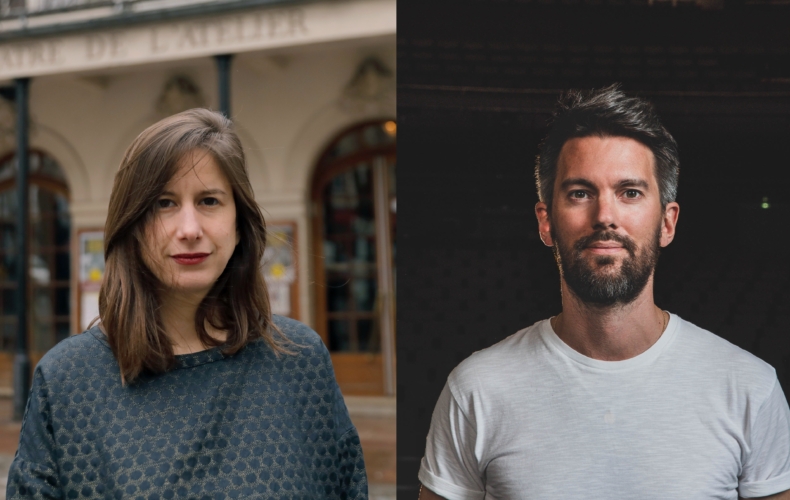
[142,150,240,298]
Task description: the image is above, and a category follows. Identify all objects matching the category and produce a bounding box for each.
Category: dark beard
[552,226,661,307]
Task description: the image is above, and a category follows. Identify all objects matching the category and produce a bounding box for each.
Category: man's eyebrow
[615,179,649,189]
[559,178,597,191]
[558,178,650,190]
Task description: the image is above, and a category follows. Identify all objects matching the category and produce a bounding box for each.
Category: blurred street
[0,398,20,500]
[0,396,395,500]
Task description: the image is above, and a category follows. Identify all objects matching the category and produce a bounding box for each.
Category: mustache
[573,231,637,257]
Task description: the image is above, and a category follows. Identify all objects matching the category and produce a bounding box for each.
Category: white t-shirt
[419,314,790,500]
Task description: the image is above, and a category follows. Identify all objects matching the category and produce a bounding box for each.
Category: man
[417,86,790,500]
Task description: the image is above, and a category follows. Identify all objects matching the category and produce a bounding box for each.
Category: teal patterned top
[7,315,368,499]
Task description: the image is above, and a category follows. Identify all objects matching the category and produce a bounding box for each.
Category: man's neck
[551,279,668,361]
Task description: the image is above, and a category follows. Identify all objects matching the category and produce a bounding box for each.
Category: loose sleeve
[319,340,369,499]
[738,379,790,498]
[418,382,485,500]
[6,367,61,499]
[332,426,368,499]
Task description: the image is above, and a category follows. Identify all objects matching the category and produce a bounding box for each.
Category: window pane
[358,319,377,352]
[55,251,70,281]
[328,320,350,351]
[1,320,15,351]
[54,194,71,246]
[55,286,69,316]
[354,279,376,312]
[0,252,14,284]
[0,154,71,359]
[327,277,349,312]
[322,161,379,350]
[1,287,15,315]
[55,321,70,344]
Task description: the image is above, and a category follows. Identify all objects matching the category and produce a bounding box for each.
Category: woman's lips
[172,253,209,265]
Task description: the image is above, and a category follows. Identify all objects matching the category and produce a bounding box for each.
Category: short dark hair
[535,84,679,211]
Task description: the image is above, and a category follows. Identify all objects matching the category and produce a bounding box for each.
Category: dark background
[396,1,790,497]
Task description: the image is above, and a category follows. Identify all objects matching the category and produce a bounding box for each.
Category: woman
[7,109,368,499]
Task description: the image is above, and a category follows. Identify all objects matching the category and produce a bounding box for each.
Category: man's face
[535,135,679,307]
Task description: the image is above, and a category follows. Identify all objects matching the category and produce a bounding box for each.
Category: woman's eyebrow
[159,189,228,196]
[198,189,228,196]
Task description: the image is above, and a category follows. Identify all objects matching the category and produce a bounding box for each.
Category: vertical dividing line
[14,77,31,421]
[215,54,233,118]
[373,156,395,396]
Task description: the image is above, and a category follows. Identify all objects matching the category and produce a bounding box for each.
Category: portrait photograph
[397,0,790,498]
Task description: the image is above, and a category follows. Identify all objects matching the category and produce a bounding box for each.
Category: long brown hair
[99,109,291,383]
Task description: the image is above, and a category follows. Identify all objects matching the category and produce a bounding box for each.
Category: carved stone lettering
[86,34,105,60]
[232,16,245,43]
[251,12,265,39]
[0,41,62,73]
[267,11,288,37]
[151,26,170,53]
[86,33,125,61]
[213,19,233,45]
[0,5,317,77]
[46,41,64,66]
[177,22,208,50]
[288,8,307,36]
[0,45,24,70]
[108,33,126,58]
[28,43,46,66]
[251,8,307,41]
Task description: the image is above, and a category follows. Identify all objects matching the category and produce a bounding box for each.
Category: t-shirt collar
[540,312,680,372]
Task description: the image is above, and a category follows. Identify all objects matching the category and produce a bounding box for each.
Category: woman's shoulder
[35,326,115,380]
[271,315,325,350]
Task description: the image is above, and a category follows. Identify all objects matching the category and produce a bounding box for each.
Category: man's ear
[535,202,554,247]
[659,201,680,248]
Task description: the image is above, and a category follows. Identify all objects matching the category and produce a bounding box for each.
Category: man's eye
[624,190,641,198]
[202,197,219,206]
[570,191,588,199]
[156,199,175,209]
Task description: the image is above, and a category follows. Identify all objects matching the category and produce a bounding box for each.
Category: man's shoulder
[448,320,548,391]
[674,315,777,391]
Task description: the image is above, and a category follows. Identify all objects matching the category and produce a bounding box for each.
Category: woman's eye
[156,199,175,209]
[202,197,219,206]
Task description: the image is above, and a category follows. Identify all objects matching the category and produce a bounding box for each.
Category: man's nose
[175,205,203,240]
[593,194,618,230]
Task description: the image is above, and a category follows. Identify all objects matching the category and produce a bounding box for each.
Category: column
[215,54,233,118]
[13,77,30,421]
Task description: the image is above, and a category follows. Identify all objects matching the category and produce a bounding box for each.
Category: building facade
[0,0,396,403]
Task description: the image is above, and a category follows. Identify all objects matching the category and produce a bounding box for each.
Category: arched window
[0,151,71,390]
[311,121,396,395]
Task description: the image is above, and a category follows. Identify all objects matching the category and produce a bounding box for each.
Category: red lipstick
[172,253,209,265]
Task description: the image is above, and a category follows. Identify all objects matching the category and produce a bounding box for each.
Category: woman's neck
[159,293,226,355]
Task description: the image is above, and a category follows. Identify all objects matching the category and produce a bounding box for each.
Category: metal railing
[0,0,238,20]
[1,0,121,18]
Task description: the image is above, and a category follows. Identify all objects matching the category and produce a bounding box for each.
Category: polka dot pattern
[7,316,368,499]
